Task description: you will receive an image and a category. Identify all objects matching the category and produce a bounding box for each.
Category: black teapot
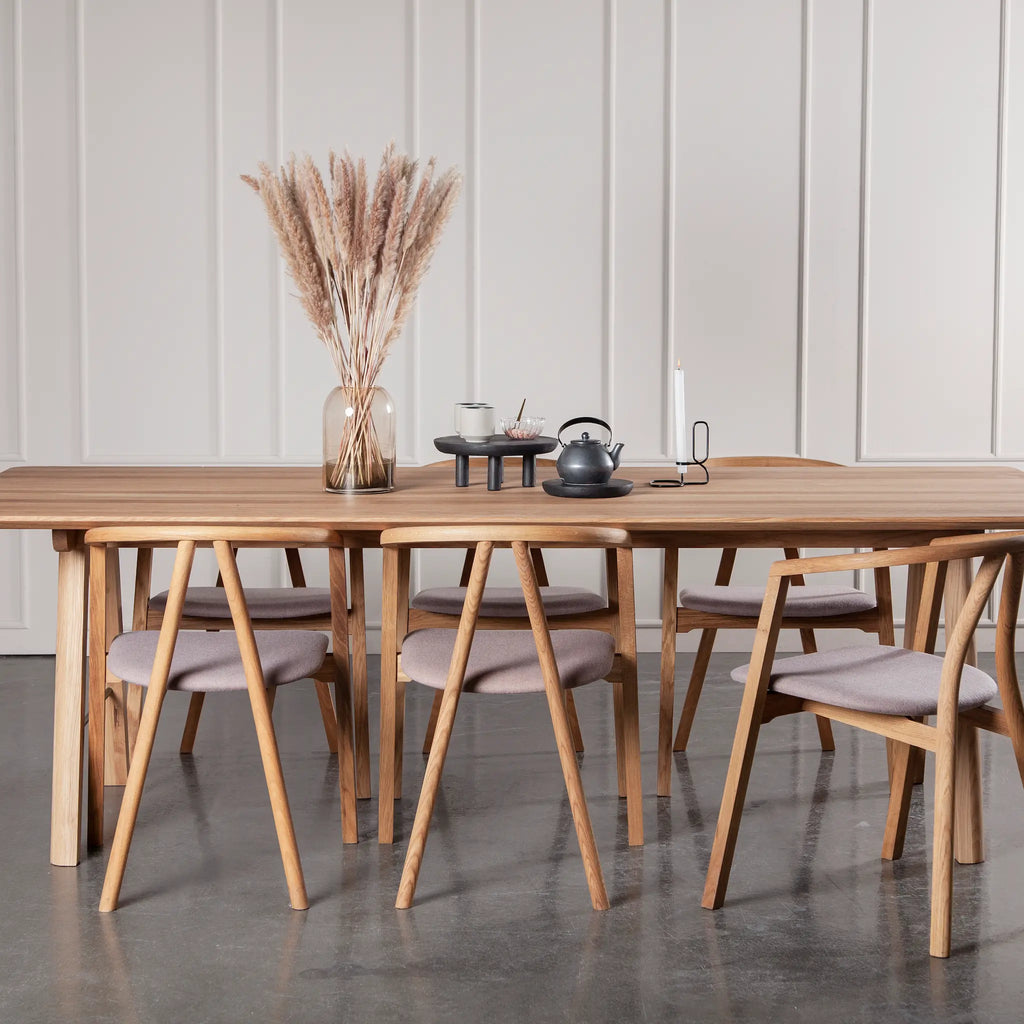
[555,417,625,485]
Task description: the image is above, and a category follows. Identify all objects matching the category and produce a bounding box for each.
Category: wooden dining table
[2,461,1024,869]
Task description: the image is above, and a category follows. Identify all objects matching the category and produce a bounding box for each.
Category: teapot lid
[558,416,613,448]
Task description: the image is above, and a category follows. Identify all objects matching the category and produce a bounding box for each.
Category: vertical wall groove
[212,0,225,458]
[74,0,88,461]
[468,0,481,400]
[407,0,420,465]
[796,0,811,457]
[6,0,25,464]
[602,0,616,424]
[855,0,873,463]
[662,0,677,460]
[273,0,285,460]
[992,0,1010,457]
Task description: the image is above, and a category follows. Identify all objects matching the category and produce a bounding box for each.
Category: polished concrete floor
[1,653,1023,1022]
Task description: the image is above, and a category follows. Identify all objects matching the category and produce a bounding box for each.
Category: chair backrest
[85,527,345,690]
[381,525,629,549]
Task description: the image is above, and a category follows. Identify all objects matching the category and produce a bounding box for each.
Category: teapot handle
[556,416,613,447]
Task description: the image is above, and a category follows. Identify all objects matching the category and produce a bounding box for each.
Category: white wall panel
[999,0,1024,453]
[81,0,218,461]
[279,0,412,464]
[674,0,803,456]
[2,0,1022,653]
[478,0,606,429]
[0,0,21,461]
[221,0,278,460]
[861,0,1001,459]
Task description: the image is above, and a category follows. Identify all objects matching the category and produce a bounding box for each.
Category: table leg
[455,454,469,487]
[522,455,536,488]
[657,548,679,797]
[50,531,89,867]
[945,556,983,864]
[487,456,502,491]
[379,546,400,844]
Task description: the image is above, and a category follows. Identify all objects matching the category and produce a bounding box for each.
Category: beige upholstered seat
[681,584,876,619]
[149,586,331,620]
[402,629,616,694]
[731,646,997,717]
[411,585,606,618]
[109,630,328,693]
[658,456,896,796]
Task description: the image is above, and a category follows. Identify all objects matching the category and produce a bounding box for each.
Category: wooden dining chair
[701,532,1024,958]
[379,525,643,910]
[657,456,895,795]
[85,526,359,912]
[414,458,606,755]
[129,543,372,800]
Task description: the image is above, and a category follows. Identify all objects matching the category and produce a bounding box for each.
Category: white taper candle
[673,361,686,463]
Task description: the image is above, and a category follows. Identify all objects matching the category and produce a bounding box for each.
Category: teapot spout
[609,442,625,469]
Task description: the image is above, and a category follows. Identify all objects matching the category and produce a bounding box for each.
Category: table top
[2,464,1024,545]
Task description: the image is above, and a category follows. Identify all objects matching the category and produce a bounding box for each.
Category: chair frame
[134,544,372,799]
[415,544,597,756]
[700,532,1024,958]
[85,526,359,911]
[377,525,644,910]
[658,456,895,796]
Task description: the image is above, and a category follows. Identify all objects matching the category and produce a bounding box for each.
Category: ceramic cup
[454,403,494,443]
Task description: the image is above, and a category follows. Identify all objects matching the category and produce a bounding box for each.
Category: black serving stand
[433,435,558,490]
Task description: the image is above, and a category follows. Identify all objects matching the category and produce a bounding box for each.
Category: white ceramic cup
[454,403,494,442]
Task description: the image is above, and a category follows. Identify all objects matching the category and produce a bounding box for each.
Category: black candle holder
[650,421,710,487]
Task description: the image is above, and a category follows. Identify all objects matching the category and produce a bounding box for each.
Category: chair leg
[333,663,358,845]
[565,690,585,754]
[349,548,371,800]
[930,727,957,958]
[546,687,610,910]
[658,549,679,796]
[612,682,626,799]
[672,627,717,755]
[799,629,835,752]
[422,691,443,755]
[617,675,644,847]
[397,685,461,909]
[266,685,277,713]
[881,740,917,861]
[179,692,205,754]
[245,684,308,911]
[313,677,339,755]
[99,684,164,912]
[395,679,406,800]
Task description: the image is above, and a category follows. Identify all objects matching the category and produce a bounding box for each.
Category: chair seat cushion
[730,645,998,716]
[410,586,606,618]
[149,587,331,620]
[680,583,877,618]
[401,629,616,694]
[108,630,328,692]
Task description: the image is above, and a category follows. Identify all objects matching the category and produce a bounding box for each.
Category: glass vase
[323,385,395,493]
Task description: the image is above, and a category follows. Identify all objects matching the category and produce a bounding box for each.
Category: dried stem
[244,144,462,488]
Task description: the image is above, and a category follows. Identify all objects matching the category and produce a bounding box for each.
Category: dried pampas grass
[243,143,462,488]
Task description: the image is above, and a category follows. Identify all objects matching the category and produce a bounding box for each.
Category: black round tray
[433,435,558,490]
[542,478,634,499]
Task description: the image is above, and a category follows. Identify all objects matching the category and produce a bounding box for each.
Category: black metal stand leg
[487,456,502,491]
[455,454,469,487]
[522,455,536,488]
